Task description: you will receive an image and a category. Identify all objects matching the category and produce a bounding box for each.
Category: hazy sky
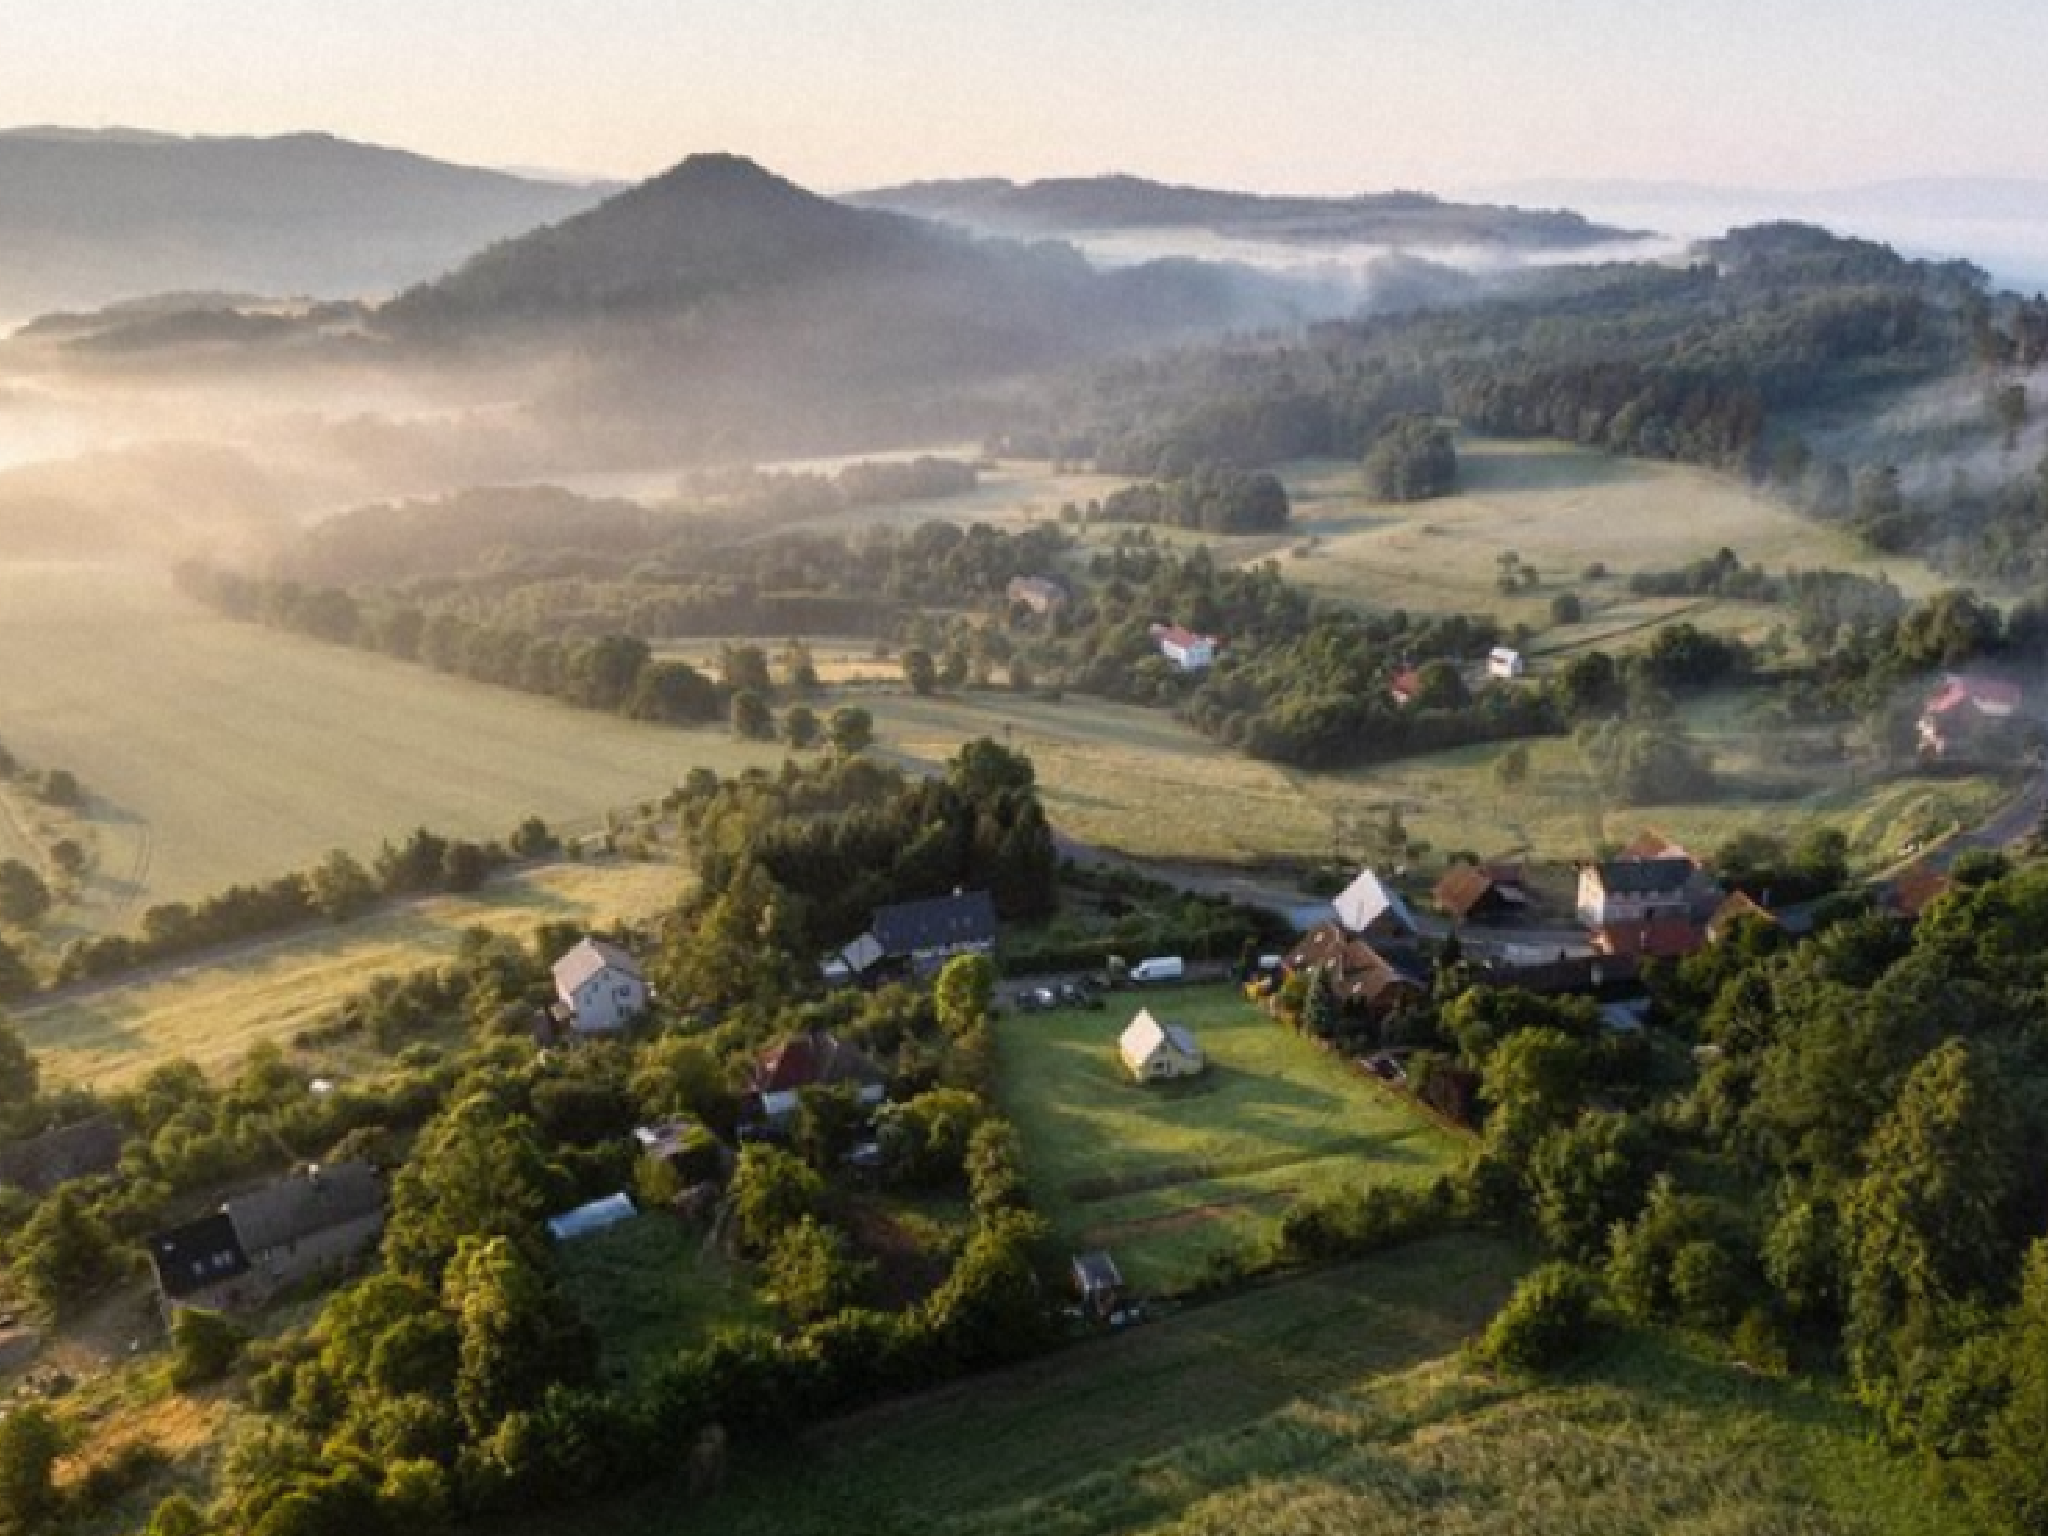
[11,0,2048,191]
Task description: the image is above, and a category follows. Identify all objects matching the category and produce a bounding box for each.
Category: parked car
[1059,981,1103,1010]
[1129,955,1185,984]
[1016,985,1058,1012]
[1362,1052,1408,1084]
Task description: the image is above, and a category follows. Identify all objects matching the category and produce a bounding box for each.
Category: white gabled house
[1119,1008,1206,1082]
[552,937,649,1036]
[1331,868,1421,943]
[1486,647,1525,680]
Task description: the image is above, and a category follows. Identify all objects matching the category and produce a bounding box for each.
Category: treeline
[1096,465,1290,533]
[291,458,981,585]
[175,563,729,726]
[53,822,551,987]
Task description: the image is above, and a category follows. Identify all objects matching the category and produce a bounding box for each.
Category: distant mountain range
[845,173,1642,251]
[0,128,614,317]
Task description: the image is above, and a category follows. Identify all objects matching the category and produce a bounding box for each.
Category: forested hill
[1013,223,1989,487]
[0,128,611,316]
[846,172,1643,250]
[379,153,1297,341]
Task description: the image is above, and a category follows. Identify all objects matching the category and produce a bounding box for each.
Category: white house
[1119,1008,1206,1081]
[1486,647,1525,680]
[1331,868,1420,942]
[1575,857,1698,930]
[1151,623,1218,671]
[551,937,648,1035]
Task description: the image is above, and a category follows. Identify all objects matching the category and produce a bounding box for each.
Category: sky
[9,0,2048,193]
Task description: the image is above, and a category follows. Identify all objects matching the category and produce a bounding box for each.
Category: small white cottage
[1119,1008,1206,1082]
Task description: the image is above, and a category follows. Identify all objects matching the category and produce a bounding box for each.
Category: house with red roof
[1149,623,1218,671]
[1917,675,2023,761]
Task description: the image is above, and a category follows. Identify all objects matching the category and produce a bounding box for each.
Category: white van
[1129,955,1185,984]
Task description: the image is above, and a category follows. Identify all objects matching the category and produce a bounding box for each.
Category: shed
[1072,1250,1125,1318]
[547,1192,638,1243]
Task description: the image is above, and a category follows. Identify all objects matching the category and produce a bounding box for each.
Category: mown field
[0,564,786,934]
[994,985,1467,1291]
[10,856,682,1088]
[519,1231,1966,1536]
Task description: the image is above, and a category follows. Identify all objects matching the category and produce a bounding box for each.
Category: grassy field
[10,856,683,1089]
[863,686,2008,875]
[0,563,787,935]
[558,1213,764,1389]
[994,984,1467,1291]
[518,1231,1966,1536]
[1267,438,1952,624]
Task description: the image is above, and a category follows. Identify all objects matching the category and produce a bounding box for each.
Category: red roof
[1593,918,1707,960]
[1152,624,1215,651]
[751,1032,884,1095]
[1925,677,2021,717]
[1887,861,1952,920]
[1620,829,1700,866]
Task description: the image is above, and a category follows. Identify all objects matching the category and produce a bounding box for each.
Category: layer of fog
[1469,180,2048,292]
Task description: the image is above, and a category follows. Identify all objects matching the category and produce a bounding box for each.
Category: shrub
[1477,1261,1600,1375]
[170,1306,249,1390]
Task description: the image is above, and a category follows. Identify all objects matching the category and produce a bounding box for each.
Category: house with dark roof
[1576,857,1702,930]
[0,1116,123,1196]
[827,890,998,981]
[1072,1250,1125,1319]
[148,1211,251,1312]
[551,937,648,1035]
[146,1161,384,1313]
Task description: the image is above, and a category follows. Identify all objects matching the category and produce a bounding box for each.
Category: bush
[171,1306,249,1390]
[1477,1261,1600,1375]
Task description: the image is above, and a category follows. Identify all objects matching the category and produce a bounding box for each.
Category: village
[111,654,2011,1331]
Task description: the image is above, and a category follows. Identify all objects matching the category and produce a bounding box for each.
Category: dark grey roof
[871,890,997,956]
[1072,1250,1123,1291]
[0,1116,123,1195]
[149,1211,249,1300]
[224,1162,383,1254]
[1594,858,1696,896]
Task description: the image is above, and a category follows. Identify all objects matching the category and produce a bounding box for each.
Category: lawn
[0,563,788,935]
[10,855,684,1089]
[994,984,1467,1291]
[516,1232,1968,1536]
[556,1213,765,1389]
